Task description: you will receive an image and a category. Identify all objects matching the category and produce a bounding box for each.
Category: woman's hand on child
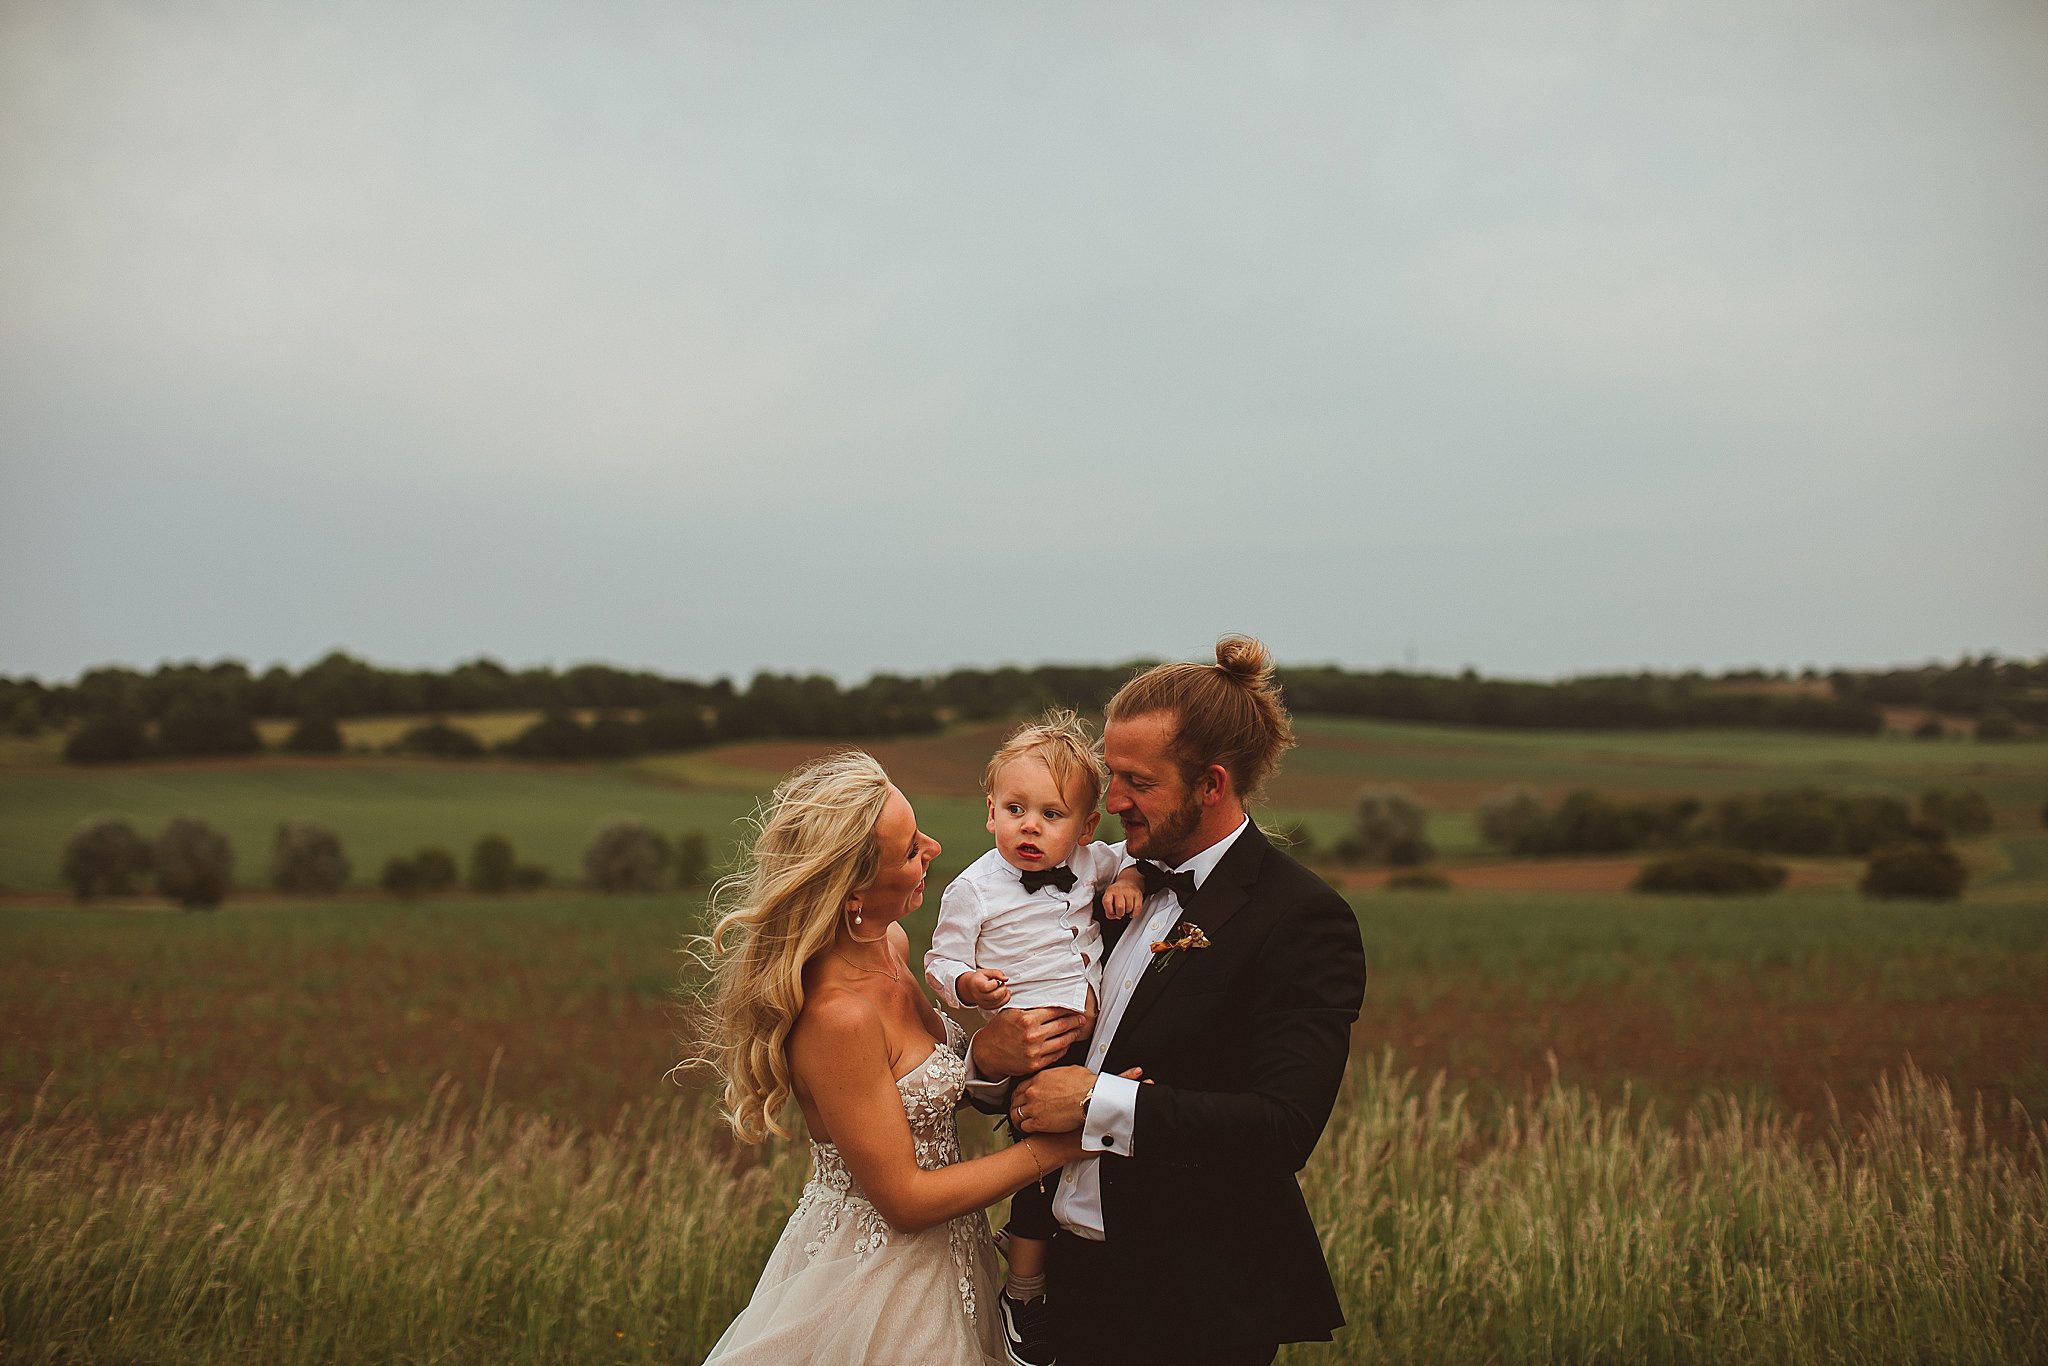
[1100,867,1148,919]
[958,969,1011,1009]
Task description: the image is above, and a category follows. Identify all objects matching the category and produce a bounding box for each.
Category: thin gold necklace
[836,944,901,982]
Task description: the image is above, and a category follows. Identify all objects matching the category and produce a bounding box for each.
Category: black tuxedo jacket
[1053,822,1367,1362]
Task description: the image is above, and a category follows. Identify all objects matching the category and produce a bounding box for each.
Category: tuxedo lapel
[1112,823,1268,1040]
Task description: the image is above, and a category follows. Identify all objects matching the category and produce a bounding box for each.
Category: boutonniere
[1148,921,1210,973]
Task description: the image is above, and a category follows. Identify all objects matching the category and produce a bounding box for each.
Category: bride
[691,751,1090,1365]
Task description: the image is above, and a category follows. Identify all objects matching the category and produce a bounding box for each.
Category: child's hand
[957,969,1011,1010]
[1100,867,1148,920]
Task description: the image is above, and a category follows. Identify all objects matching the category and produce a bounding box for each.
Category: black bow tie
[1020,865,1077,894]
[1137,861,1200,906]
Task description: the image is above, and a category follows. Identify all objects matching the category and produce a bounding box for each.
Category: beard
[1126,789,1204,867]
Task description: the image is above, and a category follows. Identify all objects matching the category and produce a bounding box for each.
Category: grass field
[4,891,2044,1363]
[5,719,2045,1361]
[8,891,2044,1134]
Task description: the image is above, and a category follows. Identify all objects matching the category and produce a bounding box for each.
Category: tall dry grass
[5,1060,2043,1364]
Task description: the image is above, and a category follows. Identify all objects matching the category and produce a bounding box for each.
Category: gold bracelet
[1022,1139,1047,1183]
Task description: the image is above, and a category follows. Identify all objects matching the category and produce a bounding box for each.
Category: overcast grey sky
[3,0,2044,685]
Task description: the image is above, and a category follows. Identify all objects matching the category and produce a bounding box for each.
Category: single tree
[1346,788,1433,866]
[381,856,426,898]
[470,834,517,893]
[60,819,153,900]
[395,719,486,759]
[1475,785,1546,851]
[412,847,459,891]
[284,712,344,754]
[584,820,672,892]
[155,817,233,909]
[270,823,351,894]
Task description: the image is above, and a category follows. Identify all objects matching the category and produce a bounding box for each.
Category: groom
[970,636,1368,1366]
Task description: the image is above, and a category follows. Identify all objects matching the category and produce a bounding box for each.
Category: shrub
[1476,785,1545,851]
[1384,869,1452,891]
[1912,717,1946,740]
[1974,710,2018,741]
[584,820,672,892]
[1918,787,1992,839]
[380,856,426,898]
[154,817,233,910]
[1700,788,1845,857]
[502,712,591,760]
[395,720,485,759]
[585,713,646,759]
[1860,844,1969,901]
[1383,834,1436,867]
[1514,790,1668,856]
[1346,788,1430,865]
[1836,794,1915,856]
[283,713,344,754]
[60,819,153,900]
[674,831,711,887]
[8,696,45,737]
[470,835,517,893]
[269,823,350,894]
[381,847,458,897]
[1632,848,1788,895]
[1691,788,1911,858]
[511,863,551,892]
[156,700,261,757]
[64,715,147,763]
[640,703,713,751]
[412,847,459,891]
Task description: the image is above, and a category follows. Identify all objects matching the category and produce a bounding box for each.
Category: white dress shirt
[924,841,1127,1015]
[1051,815,1251,1240]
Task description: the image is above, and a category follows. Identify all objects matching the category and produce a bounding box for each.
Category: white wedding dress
[703,1014,1007,1365]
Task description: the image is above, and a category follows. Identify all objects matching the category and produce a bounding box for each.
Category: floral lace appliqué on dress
[703,1014,1006,1365]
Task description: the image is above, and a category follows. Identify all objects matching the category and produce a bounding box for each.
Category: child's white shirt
[923,840,1127,1014]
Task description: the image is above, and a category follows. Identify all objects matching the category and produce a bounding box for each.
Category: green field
[5,719,2045,1361]
[7,890,2044,1133]
[4,891,2044,1363]
[7,716,2040,894]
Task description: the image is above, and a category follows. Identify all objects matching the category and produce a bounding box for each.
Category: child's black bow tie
[1019,866,1077,894]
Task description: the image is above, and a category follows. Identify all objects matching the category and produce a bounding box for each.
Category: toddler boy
[924,710,1143,1366]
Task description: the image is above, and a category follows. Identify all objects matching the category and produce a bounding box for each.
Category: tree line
[1308,782,2011,900]
[7,650,2043,763]
[61,818,715,909]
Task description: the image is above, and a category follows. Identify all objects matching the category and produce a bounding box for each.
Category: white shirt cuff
[961,1039,1015,1104]
[923,958,971,1010]
[1081,1072,1138,1156]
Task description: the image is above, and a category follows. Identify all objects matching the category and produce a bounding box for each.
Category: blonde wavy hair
[680,750,893,1142]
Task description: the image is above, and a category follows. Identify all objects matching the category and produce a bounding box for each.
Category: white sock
[1006,1270,1047,1304]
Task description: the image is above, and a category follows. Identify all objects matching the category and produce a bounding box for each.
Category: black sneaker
[998,1292,1055,1366]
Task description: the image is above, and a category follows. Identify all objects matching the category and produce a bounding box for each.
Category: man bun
[1214,634,1274,684]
